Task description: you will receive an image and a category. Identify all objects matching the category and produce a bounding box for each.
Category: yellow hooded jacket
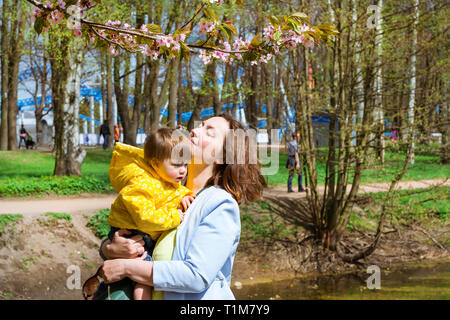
[107,143,192,240]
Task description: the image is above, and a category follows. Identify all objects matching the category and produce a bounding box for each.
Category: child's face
[156,158,188,184]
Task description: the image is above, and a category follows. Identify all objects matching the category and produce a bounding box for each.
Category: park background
[0,0,449,299]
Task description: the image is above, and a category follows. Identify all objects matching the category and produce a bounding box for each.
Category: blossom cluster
[206,0,224,4]
[28,0,326,65]
[31,0,91,37]
[198,19,219,36]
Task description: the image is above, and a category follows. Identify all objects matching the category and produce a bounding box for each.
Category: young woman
[98,114,266,299]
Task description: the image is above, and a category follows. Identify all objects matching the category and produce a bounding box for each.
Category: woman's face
[190,117,230,165]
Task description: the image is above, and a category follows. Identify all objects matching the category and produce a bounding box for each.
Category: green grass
[0,148,113,197]
[347,186,450,231]
[0,214,23,235]
[44,212,72,222]
[262,146,449,187]
[0,144,448,197]
[86,208,111,239]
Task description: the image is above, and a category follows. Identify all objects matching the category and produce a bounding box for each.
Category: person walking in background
[18,125,28,150]
[100,120,111,150]
[114,124,120,144]
[286,131,305,193]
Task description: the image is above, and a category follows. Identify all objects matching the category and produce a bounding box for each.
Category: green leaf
[250,33,262,47]
[65,0,78,6]
[173,27,192,40]
[180,41,190,63]
[318,24,339,36]
[34,16,45,35]
[243,51,258,61]
[217,25,230,41]
[222,22,237,37]
[290,12,309,20]
[203,7,219,21]
[146,24,162,34]
[268,15,280,28]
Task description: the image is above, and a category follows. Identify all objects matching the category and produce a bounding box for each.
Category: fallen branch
[414,225,449,252]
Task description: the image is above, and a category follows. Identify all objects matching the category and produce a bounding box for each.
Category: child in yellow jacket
[106,127,194,300]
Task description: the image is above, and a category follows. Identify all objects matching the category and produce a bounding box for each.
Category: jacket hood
[109,142,159,192]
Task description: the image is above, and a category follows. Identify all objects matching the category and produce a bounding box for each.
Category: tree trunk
[406,0,419,164]
[6,0,24,150]
[51,36,86,176]
[0,0,10,150]
[105,53,114,147]
[168,59,179,128]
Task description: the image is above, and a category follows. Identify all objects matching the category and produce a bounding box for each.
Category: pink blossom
[199,50,213,65]
[31,7,41,22]
[284,40,297,50]
[212,50,230,63]
[220,40,231,51]
[44,1,53,9]
[207,0,224,4]
[303,39,315,48]
[259,53,272,64]
[73,28,82,37]
[175,33,186,42]
[97,29,106,37]
[300,24,311,33]
[273,44,281,55]
[58,0,66,9]
[47,10,65,25]
[232,37,248,51]
[156,36,173,48]
[140,24,148,33]
[198,19,217,35]
[141,45,159,60]
[170,38,180,52]
[109,45,119,56]
[263,25,274,40]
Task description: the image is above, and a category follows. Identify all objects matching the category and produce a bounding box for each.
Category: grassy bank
[0,148,113,197]
[0,144,448,197]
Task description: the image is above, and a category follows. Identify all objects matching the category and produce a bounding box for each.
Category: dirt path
[0,194,117,216]
[0,179,448,216]
[263,178,449,199]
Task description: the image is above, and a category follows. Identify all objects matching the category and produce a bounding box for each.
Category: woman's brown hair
[206,113,267,205]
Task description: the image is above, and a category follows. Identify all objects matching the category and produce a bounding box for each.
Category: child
[103,127,194,300]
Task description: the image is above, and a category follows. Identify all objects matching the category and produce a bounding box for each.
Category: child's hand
[178,209,185,222]
[180,195,196,212]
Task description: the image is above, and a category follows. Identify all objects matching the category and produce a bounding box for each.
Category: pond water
[233,260,450,300]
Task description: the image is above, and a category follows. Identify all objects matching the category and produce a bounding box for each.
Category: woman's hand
[102,229,145,260]
[100,253,153,286]
[99,259,128,284]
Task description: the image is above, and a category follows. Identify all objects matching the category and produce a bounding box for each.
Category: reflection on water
[233,260,450,300]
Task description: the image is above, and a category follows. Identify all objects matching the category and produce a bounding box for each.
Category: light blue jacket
[152,186,241,300]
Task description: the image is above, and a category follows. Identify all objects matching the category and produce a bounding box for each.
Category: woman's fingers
[129,234,144,243]
[138,251,148,260]
[115,229,132,238]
